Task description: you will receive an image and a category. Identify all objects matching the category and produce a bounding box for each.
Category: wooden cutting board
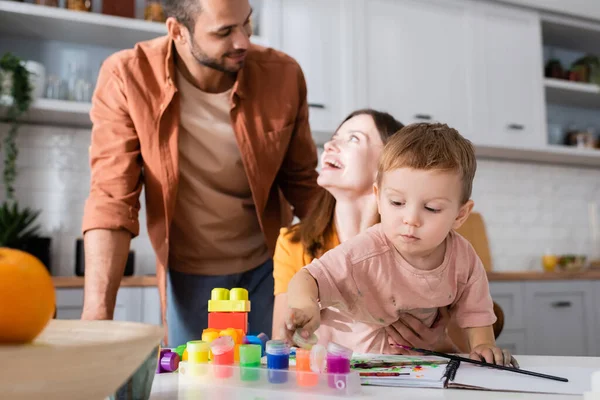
[455,211,493,272]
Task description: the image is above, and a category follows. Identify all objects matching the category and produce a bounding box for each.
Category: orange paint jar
[296,348,319,387]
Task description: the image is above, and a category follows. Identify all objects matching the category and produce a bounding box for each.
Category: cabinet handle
[309,103,325,109]
[414,114,432,121]
[507,123,525,130]
[551,301,572,308]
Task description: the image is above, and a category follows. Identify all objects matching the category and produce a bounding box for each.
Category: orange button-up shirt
[82,36,321,329]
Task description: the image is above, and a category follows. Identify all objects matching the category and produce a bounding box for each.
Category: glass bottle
[66,0,92,12]
[144,1,166,22]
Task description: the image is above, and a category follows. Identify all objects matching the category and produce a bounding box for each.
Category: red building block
[208,312,248,333]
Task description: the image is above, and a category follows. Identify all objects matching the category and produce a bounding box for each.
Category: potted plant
[1,52,52,272]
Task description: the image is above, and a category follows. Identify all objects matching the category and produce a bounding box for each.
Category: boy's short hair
[376,123,476,204]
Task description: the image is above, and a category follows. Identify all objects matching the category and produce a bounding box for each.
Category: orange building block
[208,312,248,333]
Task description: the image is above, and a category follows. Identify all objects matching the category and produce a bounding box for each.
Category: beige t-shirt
[304,224,496,354]
[168,69,269,275]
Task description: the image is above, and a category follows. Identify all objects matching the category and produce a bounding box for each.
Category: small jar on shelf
[144,1,166,22]
[66,0,92,12]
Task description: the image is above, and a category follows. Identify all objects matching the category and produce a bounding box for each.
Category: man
[80,0,321,347]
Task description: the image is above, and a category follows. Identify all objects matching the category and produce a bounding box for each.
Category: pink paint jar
[326,342,353,389]
[210,336,235,379]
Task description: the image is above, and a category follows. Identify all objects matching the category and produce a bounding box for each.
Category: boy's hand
[283,304,320,345]
[470,344,519,368]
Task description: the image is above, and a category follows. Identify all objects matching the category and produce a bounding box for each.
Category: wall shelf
[0,98,91,128]
[475,143,600,168]
[544,78,600,110]
[0,0,165,49]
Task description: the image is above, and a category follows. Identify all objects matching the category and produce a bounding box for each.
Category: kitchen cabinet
[593,282,600,358]
[358,0,475,139]
[495,330,526,355]
[263,0,355,142]
[524,281,596,356]
[55,287,160,325]
[489,282,525,331]
[490,281,598,357]
[470,2,546,148]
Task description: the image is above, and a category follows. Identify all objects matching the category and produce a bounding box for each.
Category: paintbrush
[392,344,568,383]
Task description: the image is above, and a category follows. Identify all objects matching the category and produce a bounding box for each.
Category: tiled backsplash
[2,124,600,275]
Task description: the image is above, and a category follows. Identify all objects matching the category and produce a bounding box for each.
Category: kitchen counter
[52,269,600,288]
[486,269,600,281]
[52,275,158,288]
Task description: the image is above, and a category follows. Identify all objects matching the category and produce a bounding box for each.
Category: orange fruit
[0,248,55,344]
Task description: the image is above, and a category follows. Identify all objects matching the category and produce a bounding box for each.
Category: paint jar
[186,340,209,364]
[266,340,290,384]
[239,344,261,382]
[326,342,353,389]
[210,336,235,379]
[156,349,180,373]
[293,329,318,350]
[296,348,319,387]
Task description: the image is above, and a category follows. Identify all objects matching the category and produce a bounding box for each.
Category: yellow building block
[202,328,221,360]
[208,287,251,312]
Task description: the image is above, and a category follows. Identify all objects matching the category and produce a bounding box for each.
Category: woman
[272,109,463,353]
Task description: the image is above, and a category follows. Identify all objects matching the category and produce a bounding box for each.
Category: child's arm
[466,326,518,367]
[284,269,321,343]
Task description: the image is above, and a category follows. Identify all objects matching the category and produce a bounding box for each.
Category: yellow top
[272,212,489,295]
[273,225,340,295]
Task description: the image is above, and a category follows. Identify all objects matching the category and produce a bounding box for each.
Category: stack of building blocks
[207,288,250,333]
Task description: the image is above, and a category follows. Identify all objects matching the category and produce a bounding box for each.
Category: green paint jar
[239,344,262,382]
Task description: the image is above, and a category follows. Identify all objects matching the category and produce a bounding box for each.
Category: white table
[149,355,600,399]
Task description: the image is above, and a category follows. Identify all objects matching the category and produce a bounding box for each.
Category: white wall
[2,124,598,276]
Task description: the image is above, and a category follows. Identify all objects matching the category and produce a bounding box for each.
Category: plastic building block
[208,288,251,312]
[208,312,248,333]
[156,348,180,374]
[202,328,221,360]
[244,332,269,357]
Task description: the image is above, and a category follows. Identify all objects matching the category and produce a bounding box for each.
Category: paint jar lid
[293,329,318,350]
[310,344,327,373]
[186,340,209,353]
[327,342,353,359]
[160,351,180,372]
[210,336,234,355]
[239,344,262,365]
[265,340,290,356]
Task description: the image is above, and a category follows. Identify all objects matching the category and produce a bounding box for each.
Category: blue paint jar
[266,340,290,384]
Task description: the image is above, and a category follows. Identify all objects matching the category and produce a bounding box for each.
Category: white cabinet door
[594,281,600,357]
[524,281,596,356]
[359,0,475,139]
[265,0,354,142]
[471,2,546,148]
[114,288,143,323]
[55,287,143,322]
[55,288,84,320]
[489,282,525,331]
[141,287,162,326]
[495,330,526,355]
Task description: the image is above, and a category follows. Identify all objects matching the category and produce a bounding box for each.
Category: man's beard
[189,37,244,74]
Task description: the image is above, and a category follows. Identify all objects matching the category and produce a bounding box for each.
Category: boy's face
[374,168,473,257]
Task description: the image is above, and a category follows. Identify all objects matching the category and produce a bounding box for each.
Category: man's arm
[80,56,143,320]
[275,63,322,219]
[81,229,131,319]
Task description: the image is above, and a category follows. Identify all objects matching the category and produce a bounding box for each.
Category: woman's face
[317,114,385,196]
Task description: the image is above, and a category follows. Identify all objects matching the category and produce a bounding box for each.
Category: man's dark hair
[164,0,202,32]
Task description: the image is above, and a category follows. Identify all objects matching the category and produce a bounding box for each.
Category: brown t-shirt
[168,69,269,275]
